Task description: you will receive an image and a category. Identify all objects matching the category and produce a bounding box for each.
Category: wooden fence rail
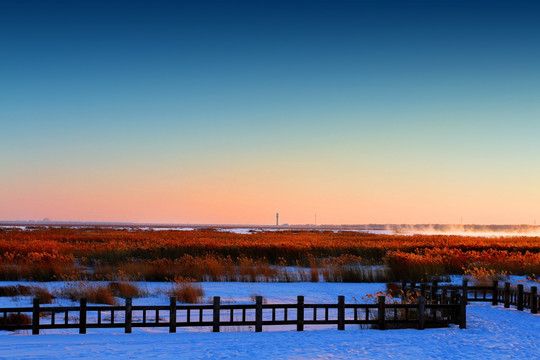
[401,280,539,315]
[0,294,465,335]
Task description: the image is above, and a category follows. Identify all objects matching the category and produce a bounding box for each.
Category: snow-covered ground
[0,281,538,359]
[0,281,384,308]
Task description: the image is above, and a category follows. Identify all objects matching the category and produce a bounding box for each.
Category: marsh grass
[169,279,204,304]
[0,285,30,297]
[1,228,538,282]
[321,256,392,282]
[0,285,53,303]
[464,266,508,286]
[0,313,31,327]
[108,282,147,298]
[58,282,116,305]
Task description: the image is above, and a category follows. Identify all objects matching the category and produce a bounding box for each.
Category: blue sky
[1,0,539,224]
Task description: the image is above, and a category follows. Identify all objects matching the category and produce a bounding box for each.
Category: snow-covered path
[1,303,538,359]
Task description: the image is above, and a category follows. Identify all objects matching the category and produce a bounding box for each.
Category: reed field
[0,227,538,282]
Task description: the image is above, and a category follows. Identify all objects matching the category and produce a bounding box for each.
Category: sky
[1,0,539,225]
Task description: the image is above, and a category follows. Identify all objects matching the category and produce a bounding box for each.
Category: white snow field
[0,282,538,359]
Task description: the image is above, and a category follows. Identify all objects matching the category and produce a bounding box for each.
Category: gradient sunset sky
[1,0,539,225]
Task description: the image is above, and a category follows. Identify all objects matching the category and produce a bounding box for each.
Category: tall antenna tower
[276,213,279,226]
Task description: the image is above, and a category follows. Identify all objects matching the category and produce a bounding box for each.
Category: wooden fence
[0,294,465,335]
[402,280,539,314]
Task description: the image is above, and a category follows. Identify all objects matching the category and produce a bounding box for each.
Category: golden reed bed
[0,228,538,281]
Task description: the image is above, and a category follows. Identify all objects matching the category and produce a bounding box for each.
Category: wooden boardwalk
[0,294,465,334]
[402,280,538,314]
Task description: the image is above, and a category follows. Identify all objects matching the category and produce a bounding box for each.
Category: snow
[0,303,538,359]
[138,227,196,231]
[1,281,538,359]
[0,281,385,309]
[218,228,261,234]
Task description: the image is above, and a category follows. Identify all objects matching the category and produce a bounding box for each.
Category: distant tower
[276,213,279,226]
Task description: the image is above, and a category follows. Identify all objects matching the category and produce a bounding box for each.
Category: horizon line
[0,220,538,228]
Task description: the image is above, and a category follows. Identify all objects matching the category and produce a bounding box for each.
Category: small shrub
[248,293,268,304]
[30,286,54,304]
[170,281,204,304]
[108,282,145,298]
[386,282,402,297]
[310,267,319,282]
[0,285,53,303]
[464,266,508,286]
[1,313,32,327]
[59,283,116,305]
[0,285,30,297]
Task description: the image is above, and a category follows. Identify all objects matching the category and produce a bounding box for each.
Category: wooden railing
[0,294,465,335]
[401,280,539,314]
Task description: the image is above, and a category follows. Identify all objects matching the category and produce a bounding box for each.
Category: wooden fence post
[449,290,457,323]
[504,282,510,308]
[337,296,345,330]
[125,298,132,334]
[377,296,386,330]
[517,284,524,311]
[213,296,220,333]
[420,283,426,298]
[417,296,425,330]
[170,296,177,333]
[431,280,438,302]
[462,279,468,305]
[429,280,438,318]
[32,298,40,335]
[459,294,467,329]
[79,298,87,334]
[440,288,448,319]
[410,282,416,297]
[255,296,263,332]
[492,280,499,306]
[441,288,447,303]
[531,286,537,314]
[297,295,304,332]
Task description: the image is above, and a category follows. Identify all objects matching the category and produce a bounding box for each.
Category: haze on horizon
[1,0,539,225]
